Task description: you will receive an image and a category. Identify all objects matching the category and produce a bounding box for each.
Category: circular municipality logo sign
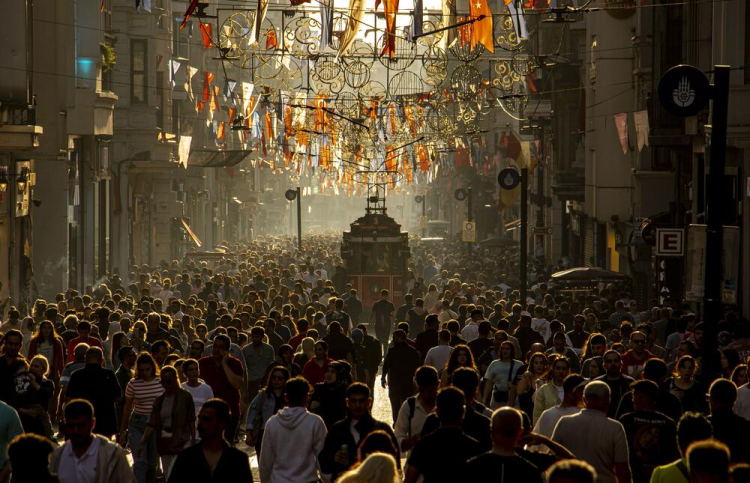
[498,168,520,190]
[284,189,297,201]
[657,65,710,117]
[414,195,424,203]
[454,188,468,201]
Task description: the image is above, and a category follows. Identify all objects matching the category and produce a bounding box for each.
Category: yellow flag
[338,0,365,58]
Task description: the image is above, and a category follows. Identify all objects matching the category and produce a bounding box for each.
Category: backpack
[406,395,418,437]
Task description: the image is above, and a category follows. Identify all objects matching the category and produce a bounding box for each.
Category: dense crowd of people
[0,234,745,482]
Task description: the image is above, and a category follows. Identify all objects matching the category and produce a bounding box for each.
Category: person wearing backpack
[394,366,439,456]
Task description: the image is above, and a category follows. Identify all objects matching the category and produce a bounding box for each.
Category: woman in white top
[180,358,213,415]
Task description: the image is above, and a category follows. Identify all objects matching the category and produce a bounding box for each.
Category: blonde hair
[336,453,399,483]
[30,355,49,377]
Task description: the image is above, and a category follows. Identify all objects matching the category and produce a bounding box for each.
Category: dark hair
[444,344,476,376]
[3,329,23,344]
[358,429,399,463]
[346,382,370,399]
[451,367,480,400]
[181,358,199,374]
[631,379,659,402]
[314,340,328,352]
[264,366,290,393]
[250,326,265,337]
[438,329,451,342]
[64,399,94,421]
[135,352,159,378]
[415,366,439,387]
[214,334,231,350]
[285,377,312,405]
[436,387,465,425]
[676,412,713,453]
[642,358,669,382]
[8,433,56,480]
[687,440,730,479]
[151,339,170,355]
[709,378,737,406]
[562,374,585,394]
[202,398,231,422]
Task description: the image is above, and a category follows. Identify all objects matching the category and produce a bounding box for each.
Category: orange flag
[217,122,225,139]
[266,30,278,50]
[228,108,236,125]
[265,112,274,145]
[417,143,429,171]
[203,72,214,102]
[200,22,213,49]
[314,95,328,133]
[197,100,205,114]
[378,0,400,59]
[388,104,397,135]
[469,0,494,53]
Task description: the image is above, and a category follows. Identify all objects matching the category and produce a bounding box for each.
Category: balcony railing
[0,101,36,126]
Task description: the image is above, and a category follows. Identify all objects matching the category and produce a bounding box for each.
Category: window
[131,39,147,104]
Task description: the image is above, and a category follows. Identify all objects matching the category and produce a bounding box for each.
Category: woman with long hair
[13,355,55,439]
[510,352,548,419]
[580,333,607,378]
[732,364,748,387]
[337,453,400,483]
[245,366,290,456]
[482,341,523,409]
[27,320,64,381]
[720,348,741,380]
[120,352,164,483]
[532,355,571,425]
[440,344,476,387]
[108,332,130,369]
[424,284,440,314]
[668,355,706,413]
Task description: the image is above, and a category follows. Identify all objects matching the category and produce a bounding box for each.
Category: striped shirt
[125,378,165,415]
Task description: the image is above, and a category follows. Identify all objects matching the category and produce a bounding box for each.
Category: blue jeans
[128,413,158,483]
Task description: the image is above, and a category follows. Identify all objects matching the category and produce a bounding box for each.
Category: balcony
[0,102,43,151]
[68,89,119,137]
[551,167,585,201]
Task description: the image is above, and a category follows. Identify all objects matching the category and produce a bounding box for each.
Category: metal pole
[703,65,730,329]
[296,186,302,251]
[520,168,528,306]
[421,195,426,237]
[467,187,473,258]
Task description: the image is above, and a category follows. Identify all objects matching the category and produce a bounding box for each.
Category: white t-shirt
[533,405,582,438]
[484,359,523,393]
[531,318,551,343]
[181,382,214,414]
[424,345,452,372]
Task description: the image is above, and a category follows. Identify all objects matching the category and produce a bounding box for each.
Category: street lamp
[16,168,28,193]
[0,173,8,193]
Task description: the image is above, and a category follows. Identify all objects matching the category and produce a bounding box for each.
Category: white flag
[178,136,192,168]
[633,110,650,152]
[614,113,629,155]
[507,1,528,40]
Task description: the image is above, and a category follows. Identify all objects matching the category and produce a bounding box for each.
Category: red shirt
[621,349,655,378]
[66,336,103,363]
[302,357,332,385]
[289,332,307,351]
[198,355,244,417]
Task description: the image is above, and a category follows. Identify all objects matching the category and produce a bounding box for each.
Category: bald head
[583,381,610,413]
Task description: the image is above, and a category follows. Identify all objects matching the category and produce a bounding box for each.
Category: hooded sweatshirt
[259,405,327,483]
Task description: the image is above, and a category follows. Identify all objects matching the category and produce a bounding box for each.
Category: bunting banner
[178,135,192,168]
[267,30,279,50]
[614,112,629,155]
[338,0,365,57]
[440,0,458,50]
[378,0,400,59]
[249,0,269,46]
[181,0,200,29]
[469,0,494,53]
[199,22,213,49]
[186,66,198,100]
[203,71,214,102]
[507,1,528,40]
[320,0,334,49]
[633,110,650,152]
[411,0,423,39]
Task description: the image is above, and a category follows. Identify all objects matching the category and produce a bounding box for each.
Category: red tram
[341,196,411,309]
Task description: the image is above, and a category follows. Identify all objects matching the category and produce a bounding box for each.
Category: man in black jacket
[415,314,439,364]
[707,378,750,463]
[319,383,399,481]
[382,330,421,423]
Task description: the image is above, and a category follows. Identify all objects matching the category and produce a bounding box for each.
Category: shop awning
[187,149,253,168]
[181,218,202,248]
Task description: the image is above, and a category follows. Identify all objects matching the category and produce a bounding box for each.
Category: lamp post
[415,194,426,237]
[285,187,302,250]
